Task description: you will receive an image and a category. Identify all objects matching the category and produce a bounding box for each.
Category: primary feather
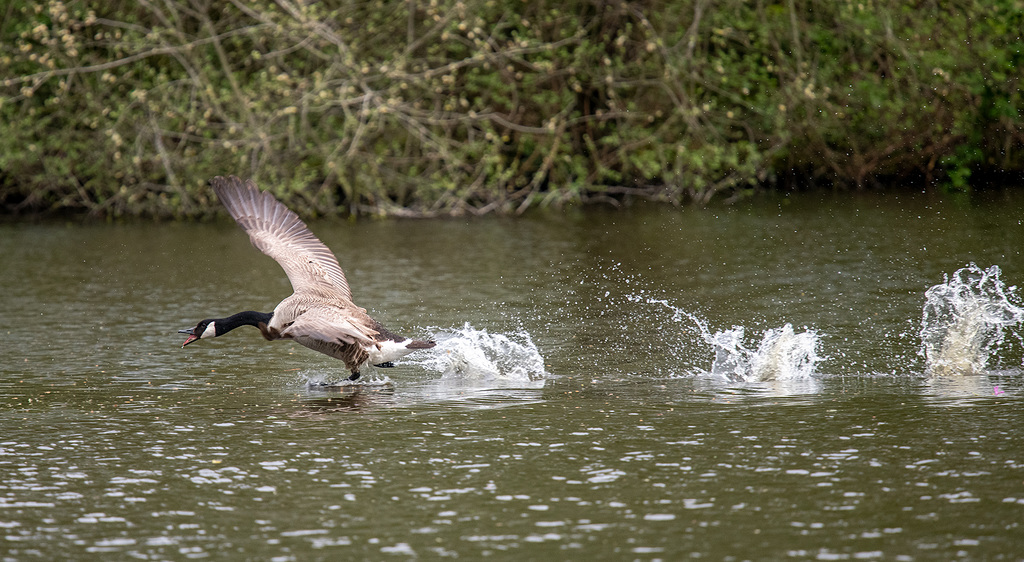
[193,176,435,379]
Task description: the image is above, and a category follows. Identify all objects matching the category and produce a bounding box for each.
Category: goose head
[179,320,218,347]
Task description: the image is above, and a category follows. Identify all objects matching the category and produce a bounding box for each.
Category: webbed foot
[373,362,396,368]
[347,372,361,381]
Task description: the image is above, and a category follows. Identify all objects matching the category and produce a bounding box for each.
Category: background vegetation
[1,0,1022,218]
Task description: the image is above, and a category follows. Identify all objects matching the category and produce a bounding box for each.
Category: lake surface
[2,191,1024,560]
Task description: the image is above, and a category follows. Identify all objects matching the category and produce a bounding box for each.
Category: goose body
[180,176,435,380]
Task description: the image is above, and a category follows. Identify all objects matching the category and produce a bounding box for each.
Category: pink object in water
[993,386,1005,396]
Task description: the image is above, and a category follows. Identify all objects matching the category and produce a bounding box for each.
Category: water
[632,295,822,382]
[418,323,547,382]
[2,191,1024,559]
[919,264,1024,376]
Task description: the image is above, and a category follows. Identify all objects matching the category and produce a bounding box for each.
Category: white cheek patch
[201,322,218,339]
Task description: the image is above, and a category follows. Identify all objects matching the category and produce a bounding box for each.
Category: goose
[179,175,435,380]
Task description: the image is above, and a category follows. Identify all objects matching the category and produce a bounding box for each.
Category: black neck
[216,311,274,335]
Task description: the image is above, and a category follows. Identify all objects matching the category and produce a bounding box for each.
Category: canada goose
[179,175,435,380]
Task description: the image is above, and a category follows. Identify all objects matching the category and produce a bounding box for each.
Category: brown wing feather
[211,176,354,302]
[283,308,377,347]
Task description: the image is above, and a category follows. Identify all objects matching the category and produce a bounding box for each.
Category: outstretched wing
[282,308,377,346]
[211,175,353,302]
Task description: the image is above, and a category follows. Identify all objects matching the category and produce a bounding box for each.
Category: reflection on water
[3,192,1024,559]
[301,371,396,388]
[297,375,547,415]
[690,374,823,397]
[919,367,1022,404]
[924,372,1007,400]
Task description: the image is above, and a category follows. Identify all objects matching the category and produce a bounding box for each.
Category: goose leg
[347,371,361,381]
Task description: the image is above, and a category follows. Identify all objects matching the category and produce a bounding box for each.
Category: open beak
[179,328,199,348]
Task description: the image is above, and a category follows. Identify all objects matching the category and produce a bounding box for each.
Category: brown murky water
[2,191,1024,559]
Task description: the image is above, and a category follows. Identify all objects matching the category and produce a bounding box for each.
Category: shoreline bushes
[1,0,1022,218]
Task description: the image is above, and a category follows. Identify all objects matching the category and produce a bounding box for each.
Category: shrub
[1,0,1021,217]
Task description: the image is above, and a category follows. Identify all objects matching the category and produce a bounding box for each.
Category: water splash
[416,323,547,383]
[300,371,393,389]
[637,297,822,382]
[920,264,1024,375]
[709,324,822,382]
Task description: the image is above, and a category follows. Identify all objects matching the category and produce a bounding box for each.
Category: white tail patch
[366,339,418,365]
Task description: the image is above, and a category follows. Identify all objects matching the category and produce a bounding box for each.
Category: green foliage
[1,0,1022,217]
